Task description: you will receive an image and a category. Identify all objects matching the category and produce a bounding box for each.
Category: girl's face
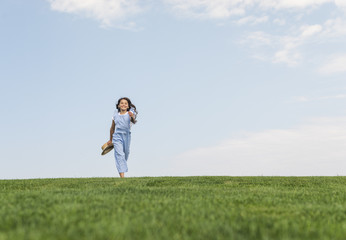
[119,99,129,111]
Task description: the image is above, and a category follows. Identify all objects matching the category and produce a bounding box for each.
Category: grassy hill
[0,176,345,240]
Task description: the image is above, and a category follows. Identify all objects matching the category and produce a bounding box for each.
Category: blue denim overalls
[112,108,135,173]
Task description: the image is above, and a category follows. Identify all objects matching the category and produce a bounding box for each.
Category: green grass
[0,176,345,240]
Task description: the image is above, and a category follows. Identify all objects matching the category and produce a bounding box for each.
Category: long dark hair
[116,97,138,124]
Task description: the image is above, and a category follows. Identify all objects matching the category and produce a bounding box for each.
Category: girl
[107,97,138,178]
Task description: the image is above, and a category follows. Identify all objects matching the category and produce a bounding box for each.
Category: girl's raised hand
[128,111,134,117]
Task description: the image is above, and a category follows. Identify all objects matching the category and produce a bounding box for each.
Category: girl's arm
[128,111,137,124]
[108,120,115,145]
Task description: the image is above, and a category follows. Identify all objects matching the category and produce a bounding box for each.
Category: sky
[1,0,346,179]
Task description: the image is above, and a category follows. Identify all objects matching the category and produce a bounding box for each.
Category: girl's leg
[113,134,128,174]
[119,133,130,179]
[124,133,131,161]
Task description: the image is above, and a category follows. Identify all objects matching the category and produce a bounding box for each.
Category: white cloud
[166,117,346,176]
[165,0,335,20]
[301,24,322,38]
[321,17,346,38]
[273,49,301,66]
[273,18,286,25]
[48,0,144,27]
[165,0,245,19]
[265,0,332,9]
[272,35,302,66]
[319,54,346,74]
[236,16,269,25]
[241,17,346,66]
[335,0,346,9]
[48,0,346,69]
[243,31,273,45]
[165,1,346,67]
[271,24,323,65]
[241,31,303,66]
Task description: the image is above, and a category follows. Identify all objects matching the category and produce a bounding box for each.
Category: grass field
[0,176,345,240]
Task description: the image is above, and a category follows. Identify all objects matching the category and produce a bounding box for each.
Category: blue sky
[1,0,346,179]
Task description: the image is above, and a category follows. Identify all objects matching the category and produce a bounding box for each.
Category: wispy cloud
[272,24,323,65]
[48,0,145,28]
[319,54,346,74]
[48,0,346,70]
[166,117,346,176]
[164,0,245,19]
[273,18,286,26]
[235,15,269,25]
[241,17,346,66]
[163,1,346,67]
[164,0,335,19]
[335,0,346,9]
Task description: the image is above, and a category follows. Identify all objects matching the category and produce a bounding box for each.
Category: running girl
[107,97,138,178]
